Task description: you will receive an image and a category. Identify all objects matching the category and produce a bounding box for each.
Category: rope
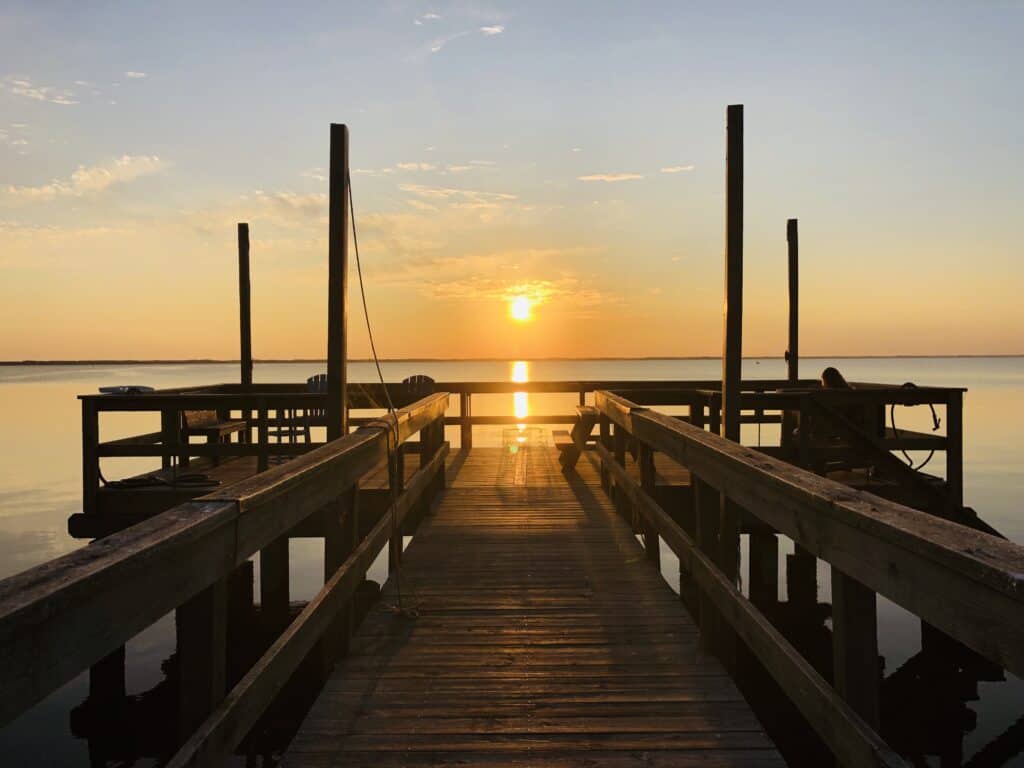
[889,382,940,472]
[348,170,419,620]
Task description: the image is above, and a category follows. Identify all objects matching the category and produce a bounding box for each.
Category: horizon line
[2,353,1022,366]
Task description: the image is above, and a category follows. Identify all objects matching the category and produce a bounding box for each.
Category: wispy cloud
[577,173,644,183]
[396,162,437,171]
[446,165,473,173]
[660,165,694,174]
[1,76,78,105]
[480,25,504,35]
[124,71,147,79]
[301,167,327,182]
[399,183,517,206]
[414,11,441,25]
[6,155,166,201]
[571,147,582,153]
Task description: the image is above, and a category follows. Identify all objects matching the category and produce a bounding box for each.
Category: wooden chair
[304,373,328,442]
[181,410,248,466]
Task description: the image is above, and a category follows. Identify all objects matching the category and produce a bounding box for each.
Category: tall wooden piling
[722,103,744,444]
[786,218,799,383]
[327,123,350,441]
[238,222,253,387]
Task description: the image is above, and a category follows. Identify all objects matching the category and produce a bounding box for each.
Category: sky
[1,1,1021,360]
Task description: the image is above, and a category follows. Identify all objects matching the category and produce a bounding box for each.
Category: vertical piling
[327,124,350,441]
[238,223,253,388]
[786,218,799,383]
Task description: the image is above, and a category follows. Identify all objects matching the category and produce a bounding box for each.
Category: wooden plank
[594,390,1024,676]
[283,448,779,766]
[593,446,905,768]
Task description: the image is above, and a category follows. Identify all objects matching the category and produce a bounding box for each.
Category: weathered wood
[748,532,778,611]
[786,217,798,383]
[945,390,963,510]
[237,222,252,388]
[82,398,99,515]
[831,566,880,729]
[327,123,349,441]
[459,392,472,449]
[595,445,905,768]
[594,390,1024,677]
[176,577,228,741]
[637,444,660,568]
[722,102,743,445]
[260,535,289,630]
[281,447,780,767]
[167,441,449,768]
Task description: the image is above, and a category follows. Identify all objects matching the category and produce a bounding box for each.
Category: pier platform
[282,446,782,767]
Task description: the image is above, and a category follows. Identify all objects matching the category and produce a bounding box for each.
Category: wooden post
[613,425,627,519]
[82,399,99,516]
[787,544,817,614]
[88,645,125,705]
[722,103,743,444]
[256,405,269,472]
[638,444,661,569]
[176,578,227,741]
[693,476,720,653]
[945,391,963,511]
[389,434,404,573]
[260,536,289,631]
[598,415,611,492]
[320,484,358,672]
[748,532,778,611]
[327,123,349,442]
[786,218,799,383]
[831,566,880,728]
[460,392,472,450]
[238,222,253,387]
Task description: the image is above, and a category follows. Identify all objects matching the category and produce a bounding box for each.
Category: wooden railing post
[389,434,404,572]
[613,425,627,519]
[831,566,880,728]
[88,645,125,706]
[598,415,611,491]
[256,404,269,472]
[638,444,661,569]
[945,390,963,511]
[320,483,358,673]
[748,532,778,611]
[693,476,720,653]
[82,399,100,516]
[176,578,227,742]
[460,392,472,450]
[260,536,289,631]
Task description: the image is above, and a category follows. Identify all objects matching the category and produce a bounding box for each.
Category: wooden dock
[284,446,782,767]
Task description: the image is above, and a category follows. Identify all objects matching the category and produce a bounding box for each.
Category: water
[0,357,1020,766]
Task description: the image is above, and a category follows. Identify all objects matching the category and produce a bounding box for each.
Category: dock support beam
[831,567,880,728]
[460,392,472,450]
[327,123,349,442]
[786,218,799,383]
[238,222,253,388]
[176,578,227,741]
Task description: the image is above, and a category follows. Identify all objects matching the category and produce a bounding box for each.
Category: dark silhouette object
[820,366,850,389]
[402,374,435,400]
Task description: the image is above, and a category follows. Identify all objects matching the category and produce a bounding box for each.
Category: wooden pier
[1,107,1022,767]
[284,446,781,767]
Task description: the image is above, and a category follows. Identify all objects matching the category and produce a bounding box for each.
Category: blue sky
[1,1,1021,358]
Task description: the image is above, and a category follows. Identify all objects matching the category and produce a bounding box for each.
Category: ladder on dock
[283,446,781,766]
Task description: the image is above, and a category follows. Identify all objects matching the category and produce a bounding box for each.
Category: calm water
[0,357,1021,765]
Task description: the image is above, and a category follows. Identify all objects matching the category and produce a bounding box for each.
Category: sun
[509,295,532,322]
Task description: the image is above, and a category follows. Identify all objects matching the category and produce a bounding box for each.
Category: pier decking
[284,446,782,767]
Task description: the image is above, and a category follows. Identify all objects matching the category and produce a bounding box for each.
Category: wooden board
[282,447,781,766]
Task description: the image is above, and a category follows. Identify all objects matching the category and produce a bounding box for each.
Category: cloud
[571,147,582,153]
[6,155,166,201]
[429,31,470,53]
[398,183,517,205]
[446,165,473,173]
[577,173,643,182]
[480,25,504,35]
[414,11,441,25]
[660,165,694,173]
[1,76,78,105]
[396,162,437,171]
[301,167,327,182]
[469,160,495,166]
[124,71,147,79]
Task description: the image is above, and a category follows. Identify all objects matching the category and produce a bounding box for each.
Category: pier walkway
[282,446,783,767]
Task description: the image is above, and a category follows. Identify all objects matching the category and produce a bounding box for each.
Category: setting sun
[509,295,532,322]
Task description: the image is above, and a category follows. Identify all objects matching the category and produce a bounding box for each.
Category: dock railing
[0,392,449,764]
[593,390,1023,768]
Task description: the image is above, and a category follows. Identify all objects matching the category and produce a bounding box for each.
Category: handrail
[593,389,1024,768]
[0,392,449,728]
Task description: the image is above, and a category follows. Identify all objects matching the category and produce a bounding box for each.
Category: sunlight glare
[510,295,532,322]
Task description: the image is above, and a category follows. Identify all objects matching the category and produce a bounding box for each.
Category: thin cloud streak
[6,155,166,201]
[577,173,644,182]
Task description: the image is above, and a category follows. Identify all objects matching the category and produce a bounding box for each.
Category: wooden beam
[260,536,289,631]
[237,222,253,388]
[593,390,1024,676]
[459,392,472,449]
[832,566,880,729]
[786,218,799,383]
[327,123,349,441]
[176,578,228,741]
[722,103,743,444]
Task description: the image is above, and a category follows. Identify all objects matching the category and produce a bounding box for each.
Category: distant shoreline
[1,354,1021,366]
